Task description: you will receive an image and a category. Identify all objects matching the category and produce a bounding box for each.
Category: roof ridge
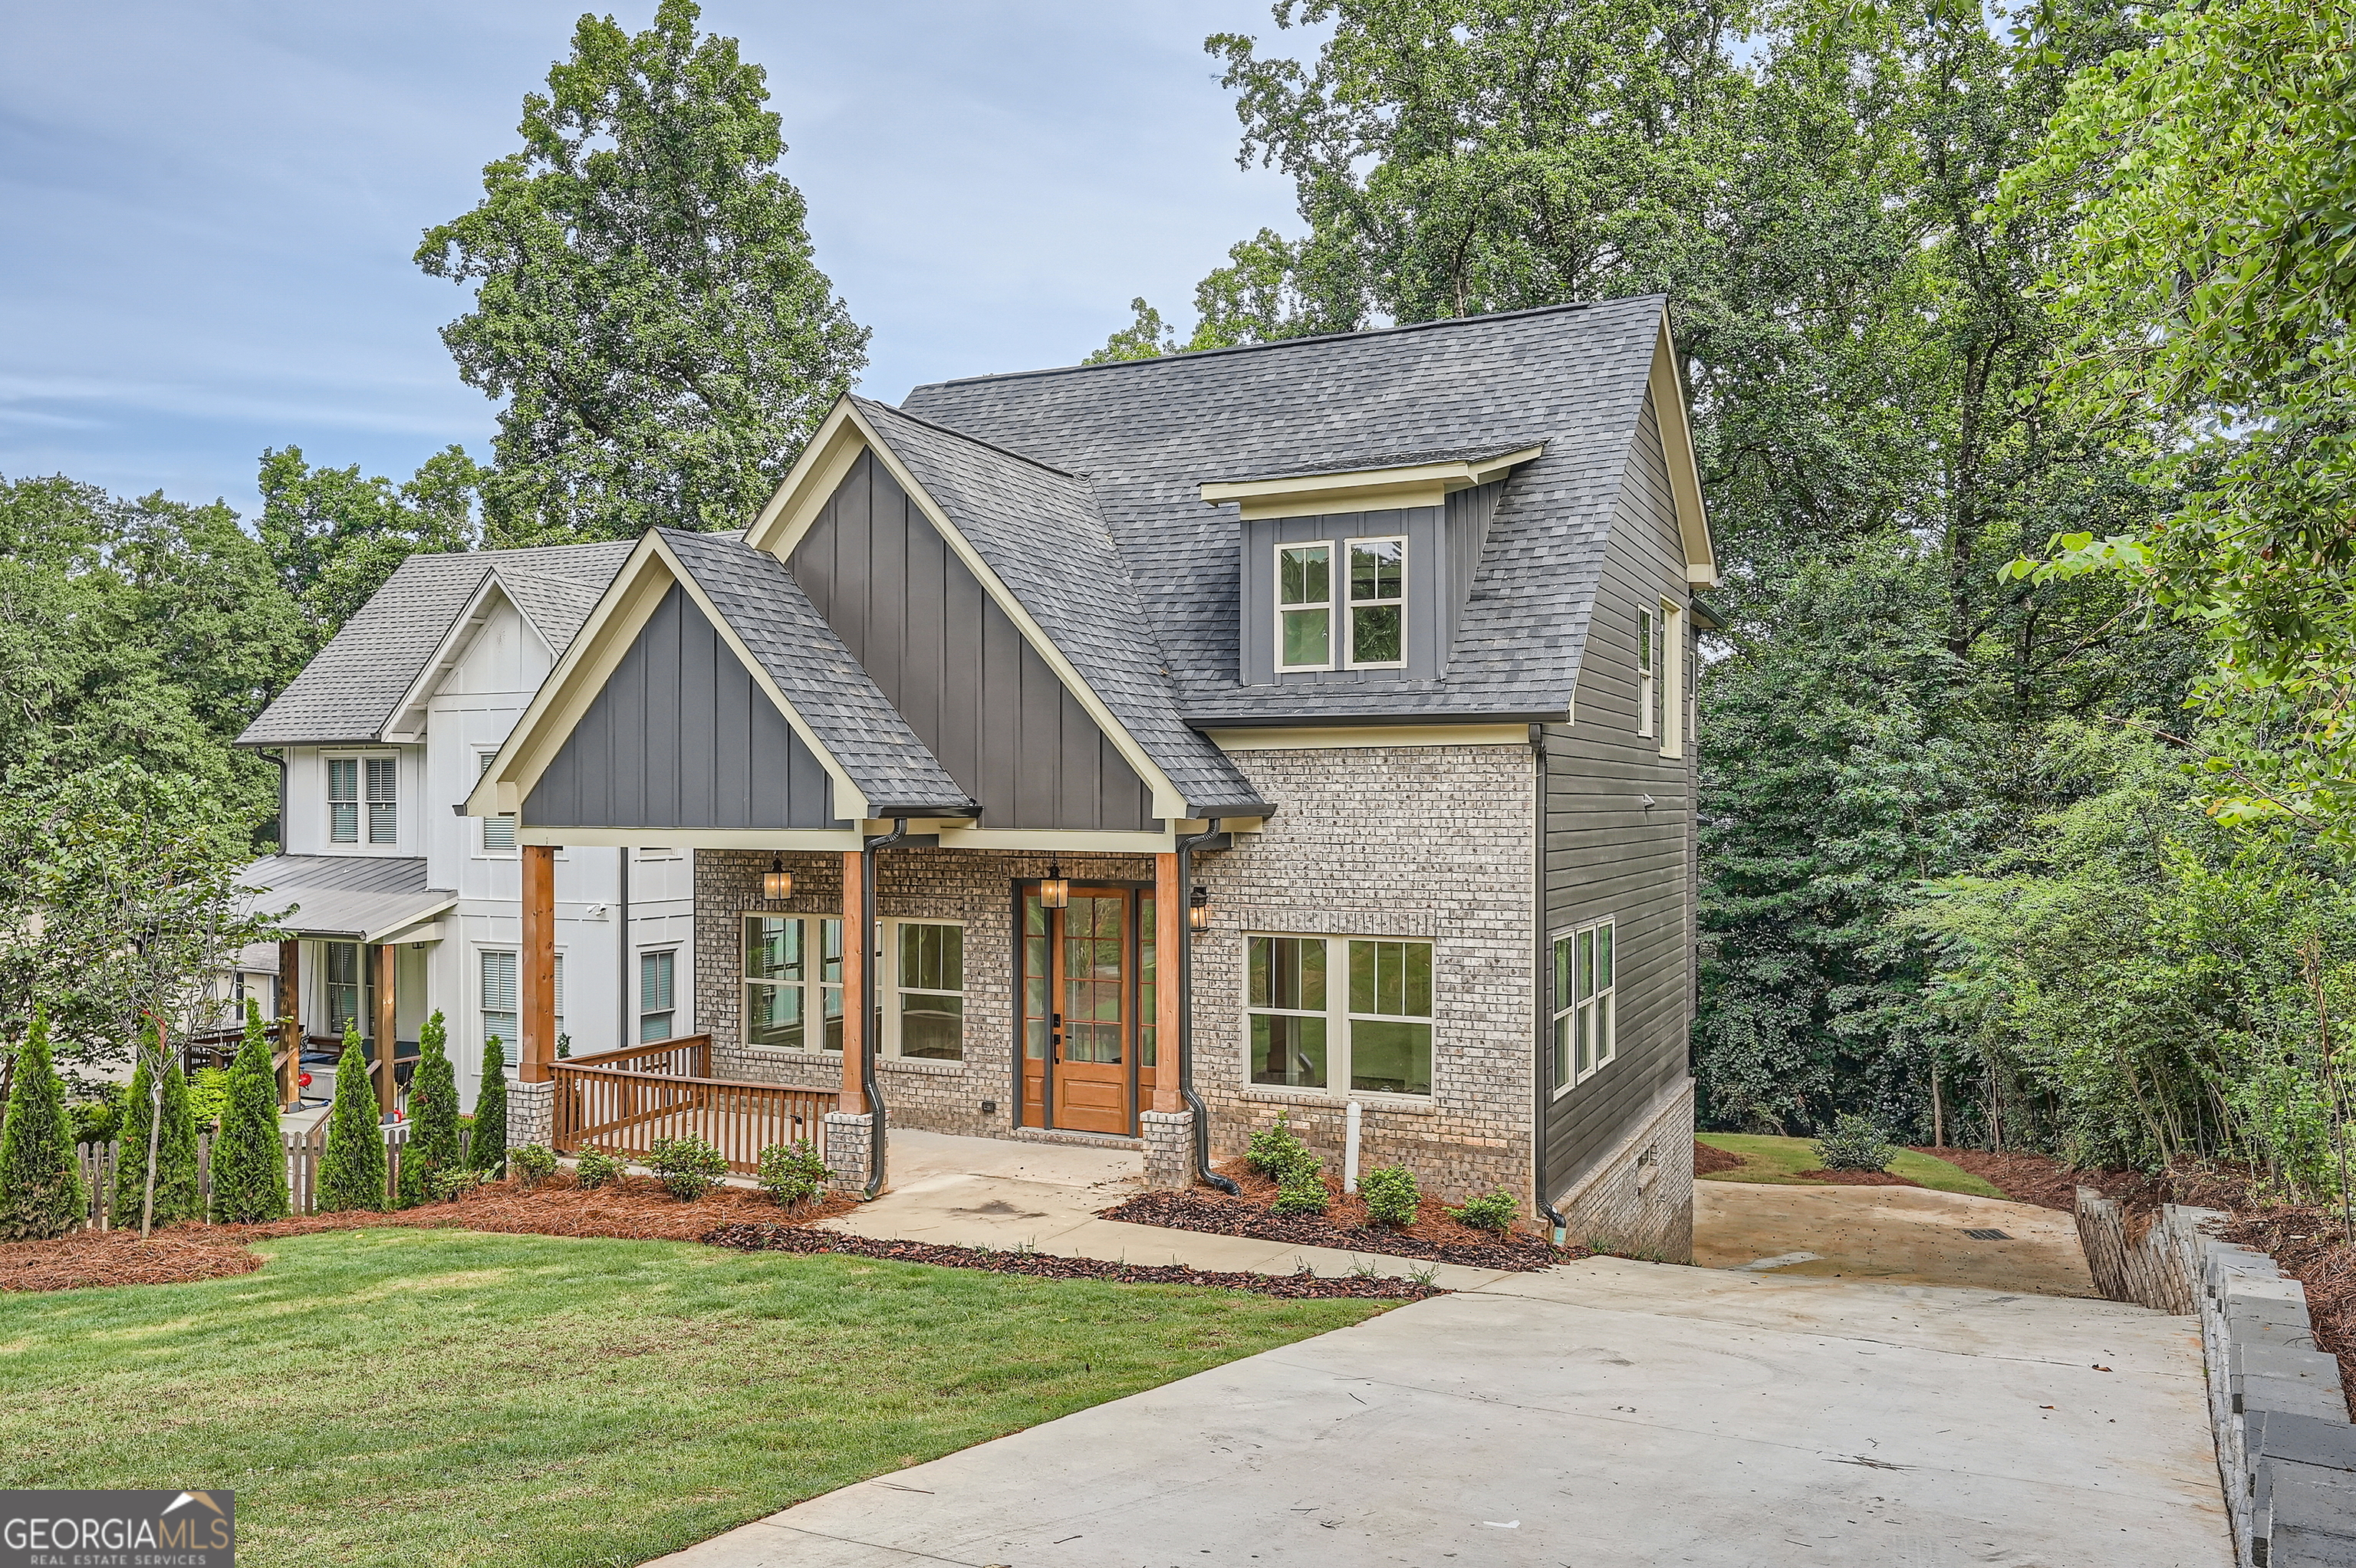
[854,395,1081,481]
[912,294,1662,393]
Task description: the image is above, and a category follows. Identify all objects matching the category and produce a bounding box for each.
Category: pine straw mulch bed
[2219,1207,2356,1420]
[1905,1146,2254,1216]
[1,1173,862,1294]
[1095,1161,1583,1272]
[700,1223,1445,1300]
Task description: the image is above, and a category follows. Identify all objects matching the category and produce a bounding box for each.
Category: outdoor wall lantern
[1040,861,1070,909]
[1188,884,1213,934]
[762,854,794,901]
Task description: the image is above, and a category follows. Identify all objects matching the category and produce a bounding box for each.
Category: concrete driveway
[648,1256,2229,1567]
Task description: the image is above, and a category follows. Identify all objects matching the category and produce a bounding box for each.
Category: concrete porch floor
[823,1129,1521,1290]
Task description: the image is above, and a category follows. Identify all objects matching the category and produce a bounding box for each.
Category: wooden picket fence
[70,1118,473,1228]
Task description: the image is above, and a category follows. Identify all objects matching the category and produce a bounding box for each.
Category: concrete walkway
[1695,1179,2099,1297]
[647,1255,2230,1567]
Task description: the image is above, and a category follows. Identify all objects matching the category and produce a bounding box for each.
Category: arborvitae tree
[209,998,289,1223]
[110,1054,154,1228]
[471,1040,508,1177]
[397,1010,461,1207]
[111,1033,202,1230]
[315,1025,387,1212]
[0,1008,88,1241]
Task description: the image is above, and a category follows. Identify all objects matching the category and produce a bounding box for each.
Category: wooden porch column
[1152,853,1183,1113]
[837,850,866,1113]
[520,845,557,1084]
[277,938,301,1108]
[376,942,400,1116]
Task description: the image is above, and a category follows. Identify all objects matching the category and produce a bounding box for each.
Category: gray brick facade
[1552,1080,1696,1263]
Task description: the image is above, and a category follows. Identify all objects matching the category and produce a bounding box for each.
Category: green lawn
[0,1228,1390,1566]
[1696,1133,2006,1198]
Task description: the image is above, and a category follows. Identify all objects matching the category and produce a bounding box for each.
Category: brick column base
[508,1080,554,1150]
[1140,1109,1194,1190]
[823,1109,874,1195]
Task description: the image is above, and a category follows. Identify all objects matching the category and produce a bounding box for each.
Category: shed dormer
[1206,445,1543,687]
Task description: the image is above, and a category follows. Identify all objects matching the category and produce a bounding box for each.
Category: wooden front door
[1019,887,1137,1135]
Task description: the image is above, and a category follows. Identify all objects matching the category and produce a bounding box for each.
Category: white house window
[367,757,397,842]
[325,942,369,1039]
[1657,600,1685,758]
[327,756,397,845]
[1277,543,1333,669]
[1247,935,1433,1096]
[638,949,676,1042]
[478,753,515,852]
[1347,537,1406,666]
[1552,919,1616,1090]
[891,921,965,1060]
[327,758,358,843]
[480,948,518,1066]
[1637,607,1657,738]
[745,915,843,1051]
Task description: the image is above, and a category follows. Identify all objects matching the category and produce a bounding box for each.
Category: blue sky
[0,2,1308,513]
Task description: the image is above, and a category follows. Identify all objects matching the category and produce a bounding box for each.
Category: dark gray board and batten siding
[1538,391,1698,1203]
[524,582,844,830]
[791,449,1155,832]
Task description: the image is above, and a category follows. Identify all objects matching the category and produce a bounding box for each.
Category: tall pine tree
[0,1008,87,1240]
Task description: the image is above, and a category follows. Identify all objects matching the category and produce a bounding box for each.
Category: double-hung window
[891,921,964,1060]
[1277,544,1332,669]
[1657,600,1686,758]
[1346,538,1405,666]
[478,753,515,852]
[480,949,518,1066]
[1637,608,1657,739]
[1247,935,1433,1096]
[744,915,844,1051]
[638,949,676,1042]
[327,755,398,845]
[1551,919,1616,1090]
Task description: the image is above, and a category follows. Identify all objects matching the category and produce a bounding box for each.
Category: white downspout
[1344,1099,1362,1193]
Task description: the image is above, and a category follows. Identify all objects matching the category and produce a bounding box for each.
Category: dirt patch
[0,1173,859,1293]
[2219,1208,2356,1419]
[1097,1162,1581,1272]
[702,1222,1446,1300]
[0,1230,264,1294]
[1693,1140,1743,1176]
[1798,1169,1920,1188]
[1907,1146,2251,1215]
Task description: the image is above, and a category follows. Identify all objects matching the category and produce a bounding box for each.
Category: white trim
[380,572,554,744]
[1657,600,1686,760]
[883,915,966,1063]
[1648,320,1719,588]
[1341,534,1407,671]
[742,911,846,1055]
[1241,931,1436,1102]
[1201,446,1545,522]
[1273,538,1336,672]
[1637,606,1657,741]
[1206,724,1528,751]
[1550,916,1617,1093]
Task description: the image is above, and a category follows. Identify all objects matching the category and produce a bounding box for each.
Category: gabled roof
[237,540,633,747]
[899,294,1705,725]
[658,529,976,815]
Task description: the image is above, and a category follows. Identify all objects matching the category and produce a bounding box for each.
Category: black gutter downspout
[1531,724,1568,1247]
[860,818,910,1199]
[617,847,630,1050]
[1176,818,1240,1196]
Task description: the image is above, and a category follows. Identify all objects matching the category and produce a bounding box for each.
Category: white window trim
[324,750,402,850]
[1551,917,1617,1093]
[883,917,966,1062]
[1274,539,1337,672]
[478,946,519,1067]
[476,751,517,856]
[1341,534,1408,670]
[742,912,846,1054]
[637,946,679,1044]
[1658,600,1686,758]
[1241,932,1436,1100]
[1637,607,1657,740]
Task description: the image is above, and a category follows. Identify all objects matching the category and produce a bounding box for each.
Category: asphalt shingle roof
[658,528,976,816]
[899,296,1667,723]
[854,399,1267,814]
[237,540,634,746]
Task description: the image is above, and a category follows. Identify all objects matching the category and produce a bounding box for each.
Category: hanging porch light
[1187,884,1213,934]
[1039,860,1070,909]
[762,853,794,901]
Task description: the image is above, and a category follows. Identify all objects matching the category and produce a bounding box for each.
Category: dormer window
[1347,538,1405,666]
[1274,538,1407,672]
[1277,544,1332,669]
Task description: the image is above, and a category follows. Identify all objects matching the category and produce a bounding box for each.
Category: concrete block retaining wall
[2081,1195,2356,1566]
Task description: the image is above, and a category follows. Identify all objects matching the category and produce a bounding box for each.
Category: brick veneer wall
[690,742,1541,1205]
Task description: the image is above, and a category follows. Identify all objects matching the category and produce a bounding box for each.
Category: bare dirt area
[1908,1145,2250,1215]
[2,1173,859,1293]
[1798,1168,1917,1187]
[1099,1161,1582,1272]
[1693,1139,1743,1175]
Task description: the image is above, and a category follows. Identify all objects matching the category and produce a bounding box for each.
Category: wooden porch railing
[551,1034,836,1172]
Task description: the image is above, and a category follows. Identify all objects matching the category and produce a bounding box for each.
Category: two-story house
[232,541,698,1113]
[463,294,1713,1258]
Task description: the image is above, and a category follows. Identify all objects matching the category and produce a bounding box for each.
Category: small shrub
[1358,1164,1420,1228]
[71,1087,124,1146]
[511,1143,558,1190]
[1449,1188,1520,1234]
[1813,1113,1896,1172]
[755,1140,830,1207]
[186,1067,235,1131]
[111,1035,202,1229]
[574,1149,625,1189]
[1271,1163,1330,1216]
[1246,1113,1318,1181]
[648,1135,729,1201]
[472,1044,508,1176]
[397,1010,462,1208]
[432,1166,485,1202]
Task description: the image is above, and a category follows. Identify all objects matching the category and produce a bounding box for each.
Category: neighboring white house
[233,541,695,1109]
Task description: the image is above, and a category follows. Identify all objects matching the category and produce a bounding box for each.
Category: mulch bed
[1,1173,860,1293]
[1906,1146,2251,1215]
[2219,1207,2356,1420]
[1798,1169,1917,1187]
[1096,1162,1583,1272]
[701,1222,1446,1300]
[1693,1139,1743,1175]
